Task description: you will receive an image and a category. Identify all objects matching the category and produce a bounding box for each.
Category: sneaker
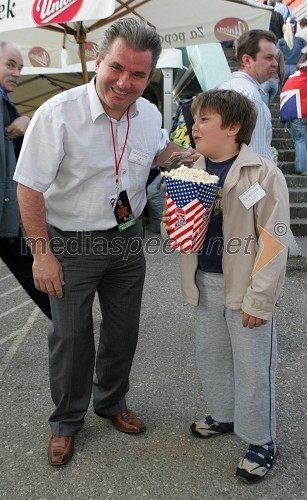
[190,415,234,439]
[236,441,277,482]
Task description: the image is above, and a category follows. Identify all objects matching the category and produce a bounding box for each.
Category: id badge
[239,182,266,210]
[112,190,136,231]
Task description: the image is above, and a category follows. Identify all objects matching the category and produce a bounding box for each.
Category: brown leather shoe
[48,435,75,466]
[94,408,146,434]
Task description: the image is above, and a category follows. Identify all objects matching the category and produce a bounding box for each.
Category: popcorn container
[162,166,219,254]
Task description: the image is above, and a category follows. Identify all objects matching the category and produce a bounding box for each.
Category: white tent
[1,0,272,77]
[2,0,272,124]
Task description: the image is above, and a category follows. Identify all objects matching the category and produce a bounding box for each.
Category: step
[290,218,307,236]
[272,118,283,127]
[288,188,307,203]
[278,162,296,175]
[270,108,281,119]
[285,174,307,188]
[277,150,295,162]
[290,203,307,219]
[272,128,293,139]
[272,138,294,149]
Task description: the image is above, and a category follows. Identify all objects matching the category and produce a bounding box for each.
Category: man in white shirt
[219,30,278,161]
[14,18,199,466]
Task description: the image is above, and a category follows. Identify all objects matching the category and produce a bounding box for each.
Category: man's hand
[184,148,201,164]
[155,141,201,168]
[240,310,267,329]
[33,252,65,298]
[165,149,200,168]
[5,115,30,139]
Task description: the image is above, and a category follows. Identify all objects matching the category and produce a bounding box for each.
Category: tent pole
[75,21,89,84]
[79,42,89,83]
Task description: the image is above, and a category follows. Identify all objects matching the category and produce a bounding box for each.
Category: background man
[219,30,278,161]
[14,19,199,466]
[0,41,51,320]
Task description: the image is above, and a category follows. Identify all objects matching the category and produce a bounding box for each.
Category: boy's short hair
[236,29,276,69]
[191,89,257,146]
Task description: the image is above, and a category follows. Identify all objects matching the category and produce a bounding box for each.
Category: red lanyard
[110,108,130,188]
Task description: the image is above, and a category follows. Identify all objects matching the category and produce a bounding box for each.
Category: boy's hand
[162,209,170,232]
[240,310,267,329]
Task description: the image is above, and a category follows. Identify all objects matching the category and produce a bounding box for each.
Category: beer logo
[214,18,248,42]
[32,0,83,26]
[28,47,51,67]
[85,42,99,61]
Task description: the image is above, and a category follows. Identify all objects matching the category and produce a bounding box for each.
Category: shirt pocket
[128,149,154,191]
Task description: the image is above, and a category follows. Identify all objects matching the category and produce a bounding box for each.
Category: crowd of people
[0,0,304,486]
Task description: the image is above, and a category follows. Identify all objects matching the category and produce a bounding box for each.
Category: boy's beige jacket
[163,144,290,320]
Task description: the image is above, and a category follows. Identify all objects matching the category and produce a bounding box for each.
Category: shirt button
[4,197,9,202]
[122,170,126,174]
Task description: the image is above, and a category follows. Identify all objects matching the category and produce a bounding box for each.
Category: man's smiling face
[95,37,153,120]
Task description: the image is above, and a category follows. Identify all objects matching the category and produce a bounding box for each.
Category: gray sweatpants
[195,271,277,446]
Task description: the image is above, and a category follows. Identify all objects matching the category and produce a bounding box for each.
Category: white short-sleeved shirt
[14,77,169,230]
[219,72,273,161]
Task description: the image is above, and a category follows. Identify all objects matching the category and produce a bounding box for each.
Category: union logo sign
[28,47,51,67]
[214,18,249,42]
[32,0,83,26]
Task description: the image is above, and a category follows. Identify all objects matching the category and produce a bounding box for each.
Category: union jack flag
[280,70,307,122]
[165,178,218,253]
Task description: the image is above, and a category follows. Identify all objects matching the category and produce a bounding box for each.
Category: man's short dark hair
[191,89,257,146]
[236,29,276,69]
[98,18,162,74]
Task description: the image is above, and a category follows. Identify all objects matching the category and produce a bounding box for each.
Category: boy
[163,89,289,481]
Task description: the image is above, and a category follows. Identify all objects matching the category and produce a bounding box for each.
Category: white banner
[0,0,115,30]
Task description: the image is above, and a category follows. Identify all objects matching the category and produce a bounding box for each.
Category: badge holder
[112,190,136,232]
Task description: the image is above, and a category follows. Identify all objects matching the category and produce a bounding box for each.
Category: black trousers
[47,222,145,435]
[0,230,52,320]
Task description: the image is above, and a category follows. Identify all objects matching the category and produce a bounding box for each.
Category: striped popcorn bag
[162,166,219,254]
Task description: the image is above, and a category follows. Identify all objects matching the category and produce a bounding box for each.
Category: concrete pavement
[0,228,306,500]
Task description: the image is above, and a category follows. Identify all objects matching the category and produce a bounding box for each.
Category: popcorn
[162,165,219,254]
[162,165,219,184]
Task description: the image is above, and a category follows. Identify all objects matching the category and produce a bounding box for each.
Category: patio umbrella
[0,0,116,80]
[1,0,272,80]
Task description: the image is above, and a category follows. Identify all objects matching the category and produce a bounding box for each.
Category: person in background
[277,18,307,84]
[0,41,51,320]
[162,89,289,482]
[265,0,285,41]
[280,51,307,175]
[219,30,278,162]
[14,18,199,467]
[274,0,294,23]
[296,17,307,42]
[260,47,285,107]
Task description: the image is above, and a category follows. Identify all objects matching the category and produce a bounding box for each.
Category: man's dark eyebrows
[8,57,22,66]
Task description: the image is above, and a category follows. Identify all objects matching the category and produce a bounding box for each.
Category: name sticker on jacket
[239,182,266,210]
[128,149,150,166]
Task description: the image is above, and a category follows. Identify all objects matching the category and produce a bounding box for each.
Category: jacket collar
[194,144,262,171]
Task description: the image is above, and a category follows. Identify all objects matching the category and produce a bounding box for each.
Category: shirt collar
[233,71,262,90]
[88,76,138,123]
